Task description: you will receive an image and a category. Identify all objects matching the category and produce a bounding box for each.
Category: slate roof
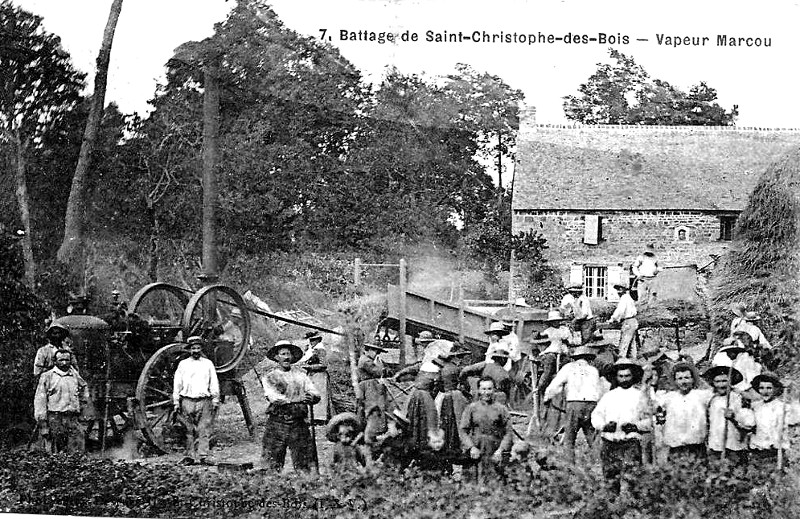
[512,125,800,211]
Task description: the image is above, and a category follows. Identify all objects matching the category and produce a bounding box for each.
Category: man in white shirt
[702,365,754,467]
[261,340,321,472]
[591,359,652,493]
[654,362,712,462]
[559,283,596,345]
[737,311,773,352]
[749,373,800,470]
[606,283,639,359]
[712,339,762,395]
[544,346,604,463]
[173,336,220,465]
[632,248,660,305]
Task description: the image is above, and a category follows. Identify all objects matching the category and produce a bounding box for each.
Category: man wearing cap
[560,284,596,345]
[173,336,220,465]
[607,283,639,359]
[653,362,713,462]
[34,349,89,454]
[702,365,754,466]
[632,247,661,306]
[260,340,321,471]
[459,376,515,481]
[748,373,800,470]
[543,346,604,463]
[591,359,652,492]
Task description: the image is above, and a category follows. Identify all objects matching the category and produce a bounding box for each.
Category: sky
[12,0,800,129]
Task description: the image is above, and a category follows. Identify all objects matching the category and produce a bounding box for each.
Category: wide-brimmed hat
[326,412,360,442]
[744,311,761,322]
[501,318,515,329]
[484,322,510,336]
[566,282,583,293]
[187,335,204,345]
[571,346,596,359]
[604,358,644,384]
[489,346,510,359]
[751,372,784,396]
[305,330,322,342]
[46,323,70,339]
[385,408,410,428]
[363,342,387,353]
[612,282,629,291]
[527,331,552,345]
[546,309,565,322]
[718,340,747,355]
[702,365,744,386]
[417,331,436,343]
[266,340,304,363]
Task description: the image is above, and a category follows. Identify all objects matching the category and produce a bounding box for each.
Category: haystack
[708,147,800,359]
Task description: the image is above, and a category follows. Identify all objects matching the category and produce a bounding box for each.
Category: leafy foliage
[563,49,738,125]
[0,228,48,438]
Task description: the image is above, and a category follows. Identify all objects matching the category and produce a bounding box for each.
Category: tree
[0,1,86,285]
[563,48,738,125]
[444,64,524,194]
[58,0,123,268]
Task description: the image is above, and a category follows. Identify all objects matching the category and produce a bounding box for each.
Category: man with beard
[591,359,651,493]
[654,362,712,462]
[34,349,89,454]
[260,340,321,472]
[173,336,220,465]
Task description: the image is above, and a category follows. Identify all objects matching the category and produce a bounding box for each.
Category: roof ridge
[526,124,800,132]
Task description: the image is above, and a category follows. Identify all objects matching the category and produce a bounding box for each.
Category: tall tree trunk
[57,0,124,265]
[13,131,35,286]
[200,59,220,286]
[147,202,159,282]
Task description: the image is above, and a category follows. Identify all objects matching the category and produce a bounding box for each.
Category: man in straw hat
[736,311,772,351]
[327,412,366,469]
[606,282,639,359]
[559,283,596,345]
[461,345,513,405]
[712,338,762,395]
[748,372,800,470]
[653,362,713,462]
[543,346,604,463]
[483,321,512,364]
[702,365,754,466]
[172,336,220,465]
[260,339,321,472]
[591,358,652,493]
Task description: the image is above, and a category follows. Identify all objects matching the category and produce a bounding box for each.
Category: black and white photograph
[1,0,800,517]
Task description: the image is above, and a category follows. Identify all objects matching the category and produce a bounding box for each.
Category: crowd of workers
[29,270,797,491]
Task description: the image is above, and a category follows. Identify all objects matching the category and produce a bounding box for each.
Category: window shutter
[569,264,583,286]
[607,264,624,302]
[584,215,600,245]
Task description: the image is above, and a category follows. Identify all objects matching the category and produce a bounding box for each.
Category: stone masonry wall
[510,209,735,297]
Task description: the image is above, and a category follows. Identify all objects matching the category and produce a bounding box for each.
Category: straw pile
[708,146,800,358]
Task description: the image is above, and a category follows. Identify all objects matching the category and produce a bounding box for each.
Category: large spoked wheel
[181,285,251,374]
[128,283,190,340]
[136,343,188,454]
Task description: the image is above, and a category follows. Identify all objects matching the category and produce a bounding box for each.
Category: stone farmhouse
[510,120,800,303]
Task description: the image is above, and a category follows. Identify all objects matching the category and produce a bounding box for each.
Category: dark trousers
[563,401,597,462]
[262,414,314,471]
[667,443,706,463]
[600,439,642,493]
[47,411,84,454]
[708,448,748,467]
[749,448,783,471]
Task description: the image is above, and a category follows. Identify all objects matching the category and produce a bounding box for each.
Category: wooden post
[721,365,734,461]
[398,259,407,368]
[778,384,791,471]
[458,282,465,346]
[354,257,362,286]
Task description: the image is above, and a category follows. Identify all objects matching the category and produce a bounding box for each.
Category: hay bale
[709,146,800,358]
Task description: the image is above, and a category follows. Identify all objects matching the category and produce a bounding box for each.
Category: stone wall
[510,209,734,298]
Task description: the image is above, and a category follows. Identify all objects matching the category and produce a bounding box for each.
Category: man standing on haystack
[632,245,661,306]
[261,340,320,472]
[173,336,220,465]
[591,359,652,493]
[560,283,596,344]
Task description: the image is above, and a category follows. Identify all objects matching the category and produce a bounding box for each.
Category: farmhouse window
[583,215,602,245]
[719,216,737,241]
[583,265,607,299]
